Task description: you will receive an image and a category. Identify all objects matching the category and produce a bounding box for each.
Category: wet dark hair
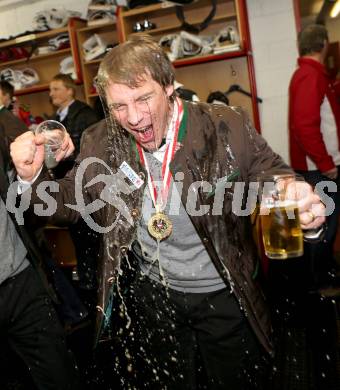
[0,80,14,98]
[298,24,328,56]
[96,34,175,91]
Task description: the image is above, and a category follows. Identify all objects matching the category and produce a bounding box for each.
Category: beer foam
[264,199,297,208]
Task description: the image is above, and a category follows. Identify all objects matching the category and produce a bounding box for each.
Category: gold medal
[136,99,183,243]
[148,212,173,241]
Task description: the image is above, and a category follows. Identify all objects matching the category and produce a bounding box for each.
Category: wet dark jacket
[0,106,28,142]
[0,129,56,301]
[31,101,291,354]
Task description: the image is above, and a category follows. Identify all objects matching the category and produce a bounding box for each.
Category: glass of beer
[259,173,303,259]
[34,120,67,169]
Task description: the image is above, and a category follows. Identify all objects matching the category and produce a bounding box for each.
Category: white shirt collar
[152,103,176,162]
[57,100,74,122]
[152,132,172,163]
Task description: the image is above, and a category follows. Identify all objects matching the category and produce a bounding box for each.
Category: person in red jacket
[289,24,340,286]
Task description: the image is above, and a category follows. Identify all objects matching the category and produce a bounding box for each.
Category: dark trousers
[0,265,80,390]
[297,168,340,286]
[127,274,267,390]
[69,219,99,291]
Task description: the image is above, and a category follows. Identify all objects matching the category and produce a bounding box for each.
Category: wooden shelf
[0,17,86,119]
[118,0,261,130]
[0,27,69,49]
[78,21,117,33]
[84,58,103,65]
[14,83,50,96]
[129,13,235,36]
[121,2,175,17]
[0,48,72,68]
[122,0,231,17]
[73,0,261,130]
[77,18,117,106]
[15,80,82,97]
[173,48,245,67]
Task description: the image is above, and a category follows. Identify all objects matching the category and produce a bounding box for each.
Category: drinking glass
[34,120,66,169]
[259,173,303,259]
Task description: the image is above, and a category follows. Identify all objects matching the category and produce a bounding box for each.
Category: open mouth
[133,125,152,133]
[133,125,155,144]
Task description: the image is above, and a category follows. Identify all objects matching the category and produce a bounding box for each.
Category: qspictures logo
[5,157,336,233]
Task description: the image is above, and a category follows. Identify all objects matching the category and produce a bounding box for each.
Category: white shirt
[57,100,75,122]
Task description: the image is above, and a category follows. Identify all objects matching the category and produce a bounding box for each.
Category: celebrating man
[11,34,325,389]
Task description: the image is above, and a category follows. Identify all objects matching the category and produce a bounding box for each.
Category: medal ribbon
[136,97,183,212]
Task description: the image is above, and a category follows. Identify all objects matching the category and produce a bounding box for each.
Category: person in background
[0,81,28,142]
[0,80,13,108]
[49,73,101,380]
[49,73,100,296]
[11,34,325,389]
[288,24,340,286]
[0,128,79,390]
[49,73,99,168]
[0,80,35,128]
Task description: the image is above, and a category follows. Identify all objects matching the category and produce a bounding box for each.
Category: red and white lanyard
[136,97,183,212]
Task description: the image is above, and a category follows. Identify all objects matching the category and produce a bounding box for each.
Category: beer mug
[34,120,67,169]
[259,173,303,259]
